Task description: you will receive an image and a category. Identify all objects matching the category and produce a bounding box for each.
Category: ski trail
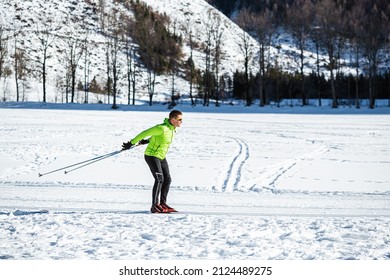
[219,138,249,192]
[251,140,330,192]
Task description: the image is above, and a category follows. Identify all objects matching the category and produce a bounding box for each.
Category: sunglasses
[175,118,183,122]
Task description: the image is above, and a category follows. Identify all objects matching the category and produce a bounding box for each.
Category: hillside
[0,0,264,104]
[1,0,388,107]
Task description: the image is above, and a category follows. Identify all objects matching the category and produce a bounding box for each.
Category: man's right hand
[122,141,133,150]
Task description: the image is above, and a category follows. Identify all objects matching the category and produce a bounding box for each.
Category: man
[122,110,183,213]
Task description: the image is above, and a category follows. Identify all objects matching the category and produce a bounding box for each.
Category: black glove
[139,139,149,145]
[122,141,133,150]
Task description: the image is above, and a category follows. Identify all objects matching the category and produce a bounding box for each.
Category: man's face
[170,114,183,128]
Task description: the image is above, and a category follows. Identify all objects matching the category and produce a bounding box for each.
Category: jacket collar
[164,118,175,130]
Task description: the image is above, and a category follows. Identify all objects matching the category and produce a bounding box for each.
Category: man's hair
[169,110,182,119]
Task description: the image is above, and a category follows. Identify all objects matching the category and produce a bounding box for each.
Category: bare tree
[346,2,367,109]
[31,23,56,103]
[0,30,13,102]
[286,0,315,106]
[359,0,390,108]
[315,0,343,108]
[81,34,92,104]
[0,26,9,96]
[184,17,197,106]
[203,9,215,106]
[169,20,179,108]
[97,0,107,31]
[235,9,256,106]
[12,29,28,102]
[104,39,111,104]
[169,57,178,109]
[0,25,8,101]
[144,18,158,106]
[63,36,84,103]
[125,43,137,106]
[106,10,124,110]
[102,19,122,109]
[146,59,156,106]
[311,25,323,107]
[110,37,120,110]
[98,2,113,105]
[212,15,224,107]
[124,15,137,106]
[253,9,276,107]
[201,9,225,106]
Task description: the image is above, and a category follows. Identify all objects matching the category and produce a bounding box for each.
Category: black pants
[144,155,172,206]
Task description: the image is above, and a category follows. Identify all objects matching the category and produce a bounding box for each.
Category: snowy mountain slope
[1,0,120,102]
[140,0,259,73]
[1,0,334,104]
[2,0,383,108]
[0,0,260,103]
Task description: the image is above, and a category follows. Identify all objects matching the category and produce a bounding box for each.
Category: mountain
[2,0,386,107]
[0,0,265,104]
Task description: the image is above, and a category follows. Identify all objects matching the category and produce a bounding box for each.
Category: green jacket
[130,118,176,160]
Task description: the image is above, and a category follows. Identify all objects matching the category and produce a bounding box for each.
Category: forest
[208,0,390,108]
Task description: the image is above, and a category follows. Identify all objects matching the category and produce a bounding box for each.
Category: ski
[151,210,178,214]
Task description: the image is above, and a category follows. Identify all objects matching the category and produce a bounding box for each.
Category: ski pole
[64,150,122,174]
[38,150,122,177]
[63,144,140,174]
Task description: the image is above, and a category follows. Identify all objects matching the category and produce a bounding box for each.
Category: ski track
[219,137,250,192]
[207,116,332,194]
[256,139,330,191]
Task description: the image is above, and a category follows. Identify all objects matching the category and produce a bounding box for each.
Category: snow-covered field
[1,103,390,262]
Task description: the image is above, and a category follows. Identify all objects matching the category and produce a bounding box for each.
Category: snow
[1,0,389,277]
[0,0,259,103]
[0,103,389,263]
[0,0,345,105]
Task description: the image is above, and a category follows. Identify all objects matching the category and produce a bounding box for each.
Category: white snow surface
[1,103,390,260]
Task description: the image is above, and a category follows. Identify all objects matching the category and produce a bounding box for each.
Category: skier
[122,110,183,213]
